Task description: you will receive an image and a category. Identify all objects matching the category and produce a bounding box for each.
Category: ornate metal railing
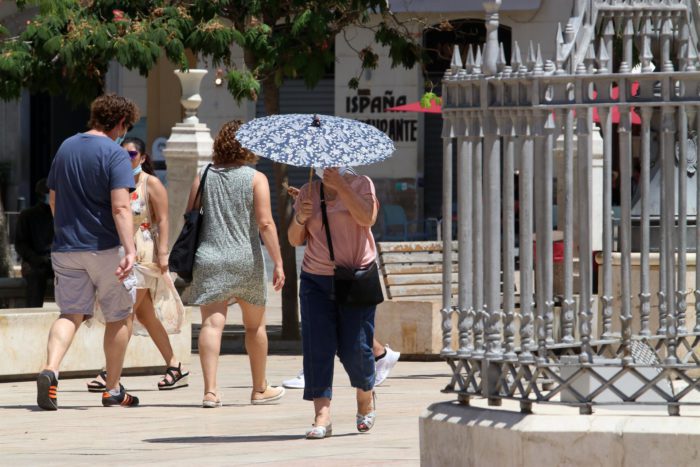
[440,0,700,415]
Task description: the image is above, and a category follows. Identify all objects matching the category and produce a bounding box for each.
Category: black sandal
[87,370,107,393]
[158,363,189,390]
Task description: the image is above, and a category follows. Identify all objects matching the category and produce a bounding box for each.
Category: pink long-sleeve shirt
[294,176,378,276]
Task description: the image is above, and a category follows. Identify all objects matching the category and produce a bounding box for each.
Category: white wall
[334,19,423,180]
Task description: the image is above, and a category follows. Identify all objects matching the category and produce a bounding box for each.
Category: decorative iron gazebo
[440,0,700,416]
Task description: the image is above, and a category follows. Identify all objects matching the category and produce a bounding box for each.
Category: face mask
[132,165,143,176]
[114,124,128,145]
[314,167,324,179]
[43,194,50,205]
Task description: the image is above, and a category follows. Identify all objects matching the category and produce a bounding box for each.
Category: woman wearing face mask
[288,166,380,439]
[87,137,188,392]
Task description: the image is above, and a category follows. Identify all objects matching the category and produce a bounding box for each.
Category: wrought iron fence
[441,0,700,415]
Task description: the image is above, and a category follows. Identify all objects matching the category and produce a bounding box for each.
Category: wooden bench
[374,241,459,357]
[374,241,522,356]
[377,241,458,303]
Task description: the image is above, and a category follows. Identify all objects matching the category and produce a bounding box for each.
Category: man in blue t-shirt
[37,94,141,410]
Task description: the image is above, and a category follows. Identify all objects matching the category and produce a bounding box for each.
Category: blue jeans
[300,271,376,401]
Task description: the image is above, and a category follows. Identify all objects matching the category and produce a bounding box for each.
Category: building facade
[0,0,567,236]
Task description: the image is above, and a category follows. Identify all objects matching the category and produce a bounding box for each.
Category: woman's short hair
[88,94,140,132]
[122,137,155,175]
[212,120,257,165]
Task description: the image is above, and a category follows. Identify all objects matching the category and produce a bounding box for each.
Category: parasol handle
[308,167,314,198]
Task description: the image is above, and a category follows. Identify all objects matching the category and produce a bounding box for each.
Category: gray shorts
[51,248,134,323]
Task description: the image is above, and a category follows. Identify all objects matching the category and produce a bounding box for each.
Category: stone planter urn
[163,69,214,248]
[176,69,208,124]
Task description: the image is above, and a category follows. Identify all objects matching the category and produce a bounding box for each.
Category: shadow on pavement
[144,433,361,443]
[145,435,294,443]
[388,373,451,379]
[0,405,89,411]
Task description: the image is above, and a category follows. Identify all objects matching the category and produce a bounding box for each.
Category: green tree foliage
[1,0,424,337]
[1,1,423,104]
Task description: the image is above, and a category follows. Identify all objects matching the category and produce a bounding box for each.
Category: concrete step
[191,324,302,355]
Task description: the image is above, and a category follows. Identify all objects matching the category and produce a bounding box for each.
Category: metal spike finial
[555,31,566,75]
[641,15,652,36]
[603,17,615,38]
[556,23,564,45]
[511,40,521,69]
[576,57,587,75]
[565,20,575,43]
[661,16,674,72]
[497,42,508,75]
[641,37,654,72]
[585,42,596,74]
[451,45,463,71]
[515,41,528,77]
[661,15,673,36]
[528,40,536,68]
[473,46,483,75]
[640,16,654,73]
[533,44,544,75]
[686,43,697,72]
[465,44,475,75]
[597,37,610,74]
[544,59,555,74]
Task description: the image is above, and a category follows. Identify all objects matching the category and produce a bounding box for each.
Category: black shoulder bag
[319,182,384,307]
[169,164,212,282]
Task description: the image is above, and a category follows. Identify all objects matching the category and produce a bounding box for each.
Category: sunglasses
[127,150,140,159]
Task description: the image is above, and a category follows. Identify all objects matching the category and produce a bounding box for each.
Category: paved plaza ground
[0,354,452,466]
[1,271,453,466]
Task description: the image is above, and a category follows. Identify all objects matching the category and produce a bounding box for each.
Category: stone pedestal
[163,70,213,247]
[374,300,458,356]
[420,400,700,467]
[0,305,192,381]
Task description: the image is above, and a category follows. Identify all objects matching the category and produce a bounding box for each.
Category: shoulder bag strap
[193,164,212,212]
[319,182,335,267]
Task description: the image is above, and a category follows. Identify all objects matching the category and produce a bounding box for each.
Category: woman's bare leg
[134,289,178,368]
[198,301,228,397]
[356,387,374,415]
[237,297,267,391]
[313,397,332,427]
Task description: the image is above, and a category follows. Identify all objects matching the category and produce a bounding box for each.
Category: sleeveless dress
[131,173,185,335]
[188,165,267,306]
[131,173,158,288]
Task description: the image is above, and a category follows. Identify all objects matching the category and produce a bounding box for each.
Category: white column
[163,70,214,248]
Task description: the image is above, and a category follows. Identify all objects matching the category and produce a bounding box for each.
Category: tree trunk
[262,77,300,340]
[0,194,12,277]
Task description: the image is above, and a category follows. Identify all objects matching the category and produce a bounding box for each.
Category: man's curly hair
[88,94,140,132]
[213,120,258,165]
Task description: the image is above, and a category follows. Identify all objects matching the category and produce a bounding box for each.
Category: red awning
[387,100,442,114]
[388,87,642,125]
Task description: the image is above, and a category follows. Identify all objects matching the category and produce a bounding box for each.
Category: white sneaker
[374,345,400,386]
[282,370,305,389]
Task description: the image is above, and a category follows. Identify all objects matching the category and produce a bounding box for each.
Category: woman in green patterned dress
[186,121,285,408]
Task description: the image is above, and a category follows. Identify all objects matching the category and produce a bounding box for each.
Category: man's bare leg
[104,315,133,391]
[44,314,84,373]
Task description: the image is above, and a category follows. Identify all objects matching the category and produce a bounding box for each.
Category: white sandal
[356,391,376,432]
[305,423,333,439]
